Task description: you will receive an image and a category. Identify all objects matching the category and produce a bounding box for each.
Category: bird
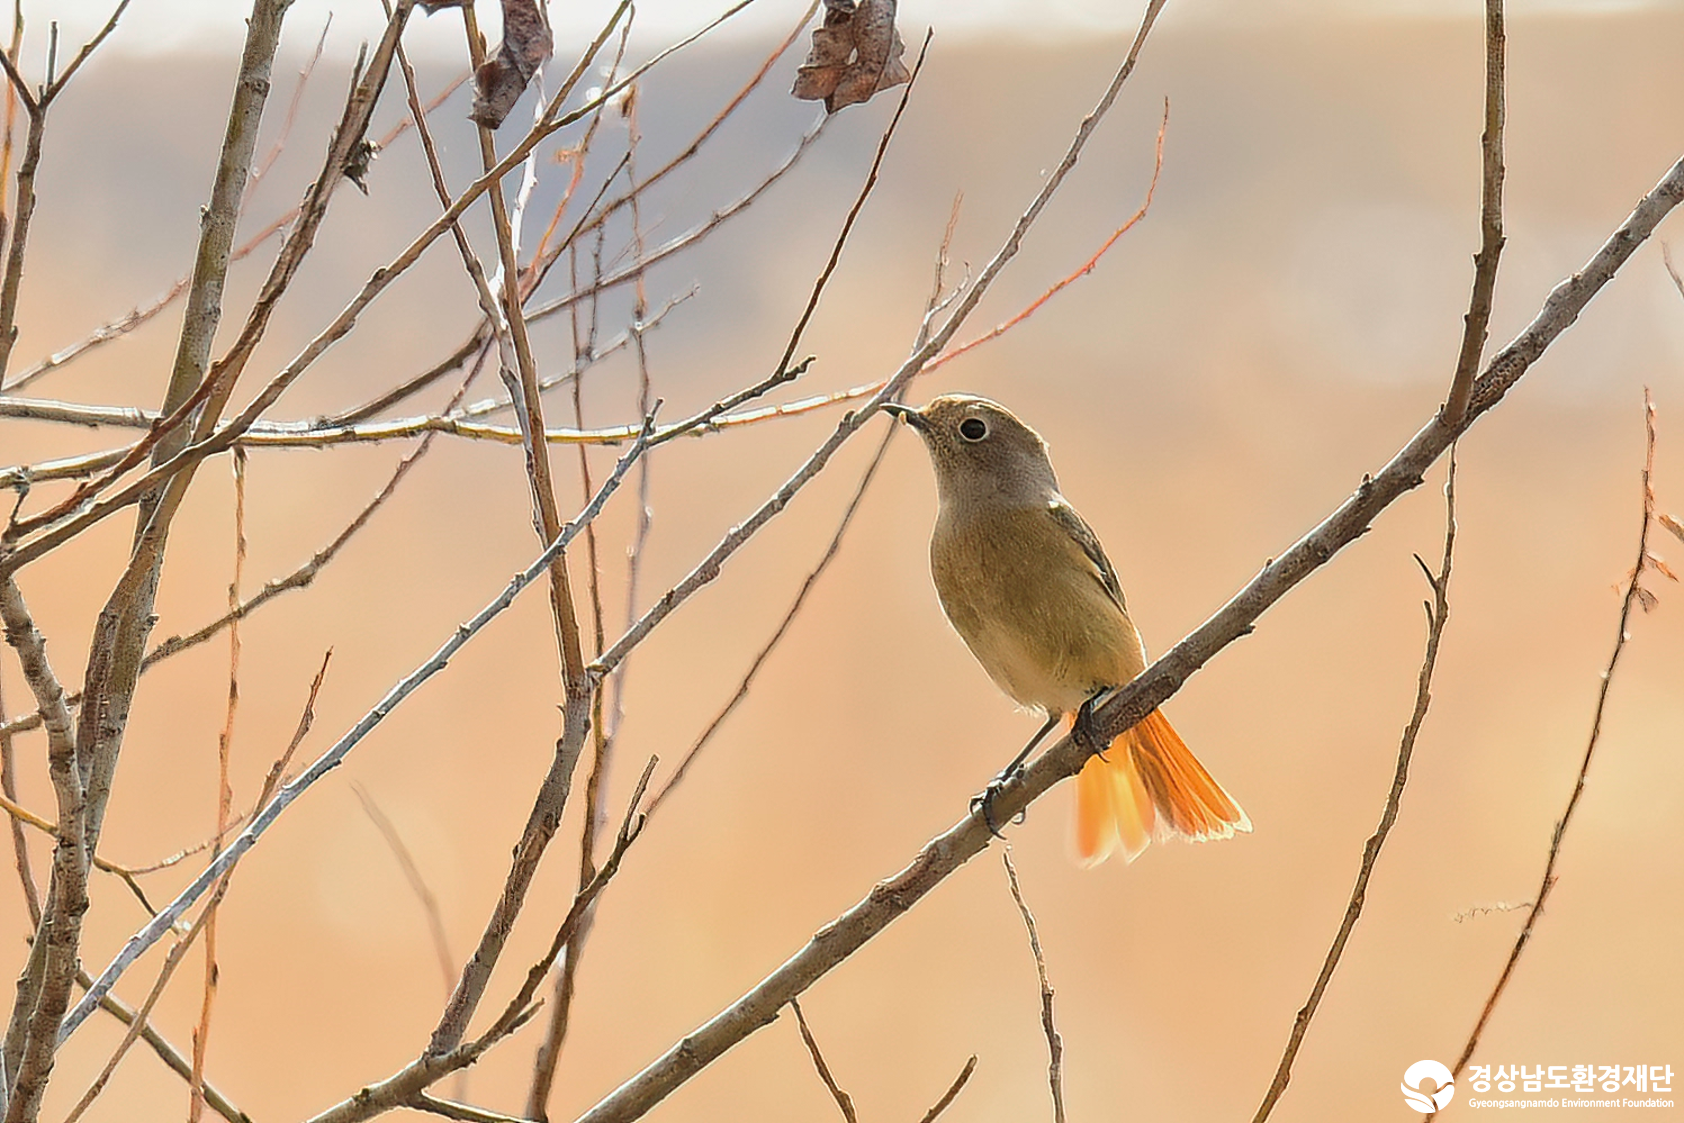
[884,393,1249,865]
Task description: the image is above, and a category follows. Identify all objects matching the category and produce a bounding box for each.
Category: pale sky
[41,0,1677,58]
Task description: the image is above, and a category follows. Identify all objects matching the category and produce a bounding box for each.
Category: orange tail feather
[1073,708,1250,867]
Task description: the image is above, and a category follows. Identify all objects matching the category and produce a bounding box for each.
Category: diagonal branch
[790,999,858,1123]
[916,1056,978,1123]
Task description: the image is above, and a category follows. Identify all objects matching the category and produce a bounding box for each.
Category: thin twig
[527,41,638,1108]
[641,32,935,462]
[1252,451,1458,1123]
[641,196,960,818]
[39,0,129,104]
[0,667,38,927]
[353,783,456,997]
[59,900,217,1123]
[790,999,859,1123]
[929,99,1166,374]
[916,1055,978,1123]
[1441,0,1506,426]
[647,417,898,816]
[421,3,635,1066]
[410,1093,531,1123]
[1663,241,1684,301]
[330,21,819,431]
[1003,848,1064,1123]
[523,116,828,327]
[1436,392,1661,1102]
[245,14,332,198]
[189,447,249,1123]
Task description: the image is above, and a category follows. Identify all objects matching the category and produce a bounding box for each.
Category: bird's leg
[1072,687,1112,760]
[970,712,1061,838]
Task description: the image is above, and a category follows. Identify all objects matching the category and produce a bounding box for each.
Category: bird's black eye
[959,417,988,442]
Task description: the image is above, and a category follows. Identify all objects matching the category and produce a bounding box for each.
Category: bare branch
[418,3,640,1066]
[39,0,130,103]
[0,672,39,927]
[647,408,898,817]
[188,447,248,1123]
[0,65,468,398]
[411,1093,532,1123]
[1002,849,1064,1123]
[1441,0,1506,425]
[0,352,492,748]
[916,1056,978,1123]
[790,999,858,1123]
[1663,241,1684,301]
[59,899,217,1123]
[929,99,1165,374]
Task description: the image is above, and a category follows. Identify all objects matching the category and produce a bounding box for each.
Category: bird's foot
[970,764,1029,839]
[1073,690,1110,760]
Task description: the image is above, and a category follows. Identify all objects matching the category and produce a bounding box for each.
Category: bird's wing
[1047,497,1128,614]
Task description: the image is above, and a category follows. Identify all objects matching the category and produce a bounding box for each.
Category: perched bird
[885,394,1249,865]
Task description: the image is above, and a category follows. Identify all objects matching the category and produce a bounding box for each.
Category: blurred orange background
[2,3,1682,1120]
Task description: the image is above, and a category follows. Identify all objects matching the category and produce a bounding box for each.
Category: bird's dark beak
[882,401,929,432]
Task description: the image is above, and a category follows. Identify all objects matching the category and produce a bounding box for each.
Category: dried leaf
[470,0,554,129]
[1648,552,1680,581]
[1659,512,1684,545]
[1635,585,1659,614]
[792,0,910,114]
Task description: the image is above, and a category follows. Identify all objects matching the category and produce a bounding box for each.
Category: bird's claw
[1073,692,1109,760]
[970,766,1027,839]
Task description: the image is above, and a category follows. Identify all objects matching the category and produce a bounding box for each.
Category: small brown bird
[886,394,1249,865]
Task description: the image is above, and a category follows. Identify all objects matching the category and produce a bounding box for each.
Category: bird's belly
[931,510,1145,715]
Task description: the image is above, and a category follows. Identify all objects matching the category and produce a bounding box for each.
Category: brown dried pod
[792,0,910,113]
[470,0,554,129]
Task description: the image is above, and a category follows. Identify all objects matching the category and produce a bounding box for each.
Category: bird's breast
[929,501,1145,715]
